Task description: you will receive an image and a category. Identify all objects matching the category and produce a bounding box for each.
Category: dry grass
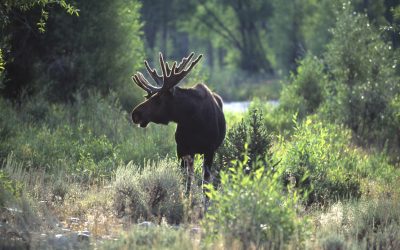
[52,184,123,239]
[2,153,400,249]
[304,179,400,249]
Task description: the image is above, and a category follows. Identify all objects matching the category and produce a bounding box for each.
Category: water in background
[224,101,279,113]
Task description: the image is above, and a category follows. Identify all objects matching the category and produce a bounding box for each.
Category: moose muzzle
[131,111,149,128]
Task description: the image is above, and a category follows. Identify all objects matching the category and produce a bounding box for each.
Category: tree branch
[198,0,243,50]
[197,16,239,49]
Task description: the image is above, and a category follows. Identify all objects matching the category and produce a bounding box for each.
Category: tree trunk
[207,40,214,69]
[234,0,272,73]
[161,1,168,56]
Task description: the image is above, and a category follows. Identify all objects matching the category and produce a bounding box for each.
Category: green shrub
[279,54,326,120]
[216,107,273,172]
[266,55,327,135]
[276,117,362,205]
[4,122,119,180]
[114,158,184,224]
[204,156,307,248]
[321,5,400,147]
[357,150,398,183]
[276,116,398,205]
[0,169,23,206]
[18,92,52,124]
[388,94,400,160]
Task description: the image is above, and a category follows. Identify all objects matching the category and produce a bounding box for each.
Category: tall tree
[383,0,400,48]
[0,0,78,91]
[323,4,399,142]
[1,0,144,107]
[188,0,273,73]
[140,0,190,60]
[268,0,307,73]
[301,0,340,56]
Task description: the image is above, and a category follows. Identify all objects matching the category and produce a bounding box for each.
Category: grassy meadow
[0,91,399,249]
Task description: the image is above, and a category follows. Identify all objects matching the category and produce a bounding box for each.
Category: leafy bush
[2,0,144,106]
[276,116,398,205]
[0,169,23,207]
[279,54,326,119]
[276,117,361,205]
[205,156,306,248]
[270,5,400,155]
[216,107,273,172]
[4,121,119,180]
[265,54,327,135]
[357,150,399,183]
[114,158,184,224]
[321,5,400,147]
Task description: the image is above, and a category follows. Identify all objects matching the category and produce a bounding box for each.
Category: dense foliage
[1,0,143,108]
[276,4,400,157]
[322,7,400,148]
[205,157,305,248]
[276,116,397,205]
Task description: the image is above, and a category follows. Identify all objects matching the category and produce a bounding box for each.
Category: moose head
[131,52,202,128]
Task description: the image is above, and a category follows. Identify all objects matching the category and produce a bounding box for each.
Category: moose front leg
[181,155,194,196]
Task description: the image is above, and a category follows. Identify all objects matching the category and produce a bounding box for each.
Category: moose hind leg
[203,152,215,195]
[202,152,215,211]
[182,155,194,196]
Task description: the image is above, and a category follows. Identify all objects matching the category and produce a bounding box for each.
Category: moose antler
[131,74,159,98]
[132,52,202,96]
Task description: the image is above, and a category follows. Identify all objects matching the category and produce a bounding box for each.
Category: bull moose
[131,52,226,197]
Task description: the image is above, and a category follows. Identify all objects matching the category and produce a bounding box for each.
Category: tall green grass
[0,92,176,180]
